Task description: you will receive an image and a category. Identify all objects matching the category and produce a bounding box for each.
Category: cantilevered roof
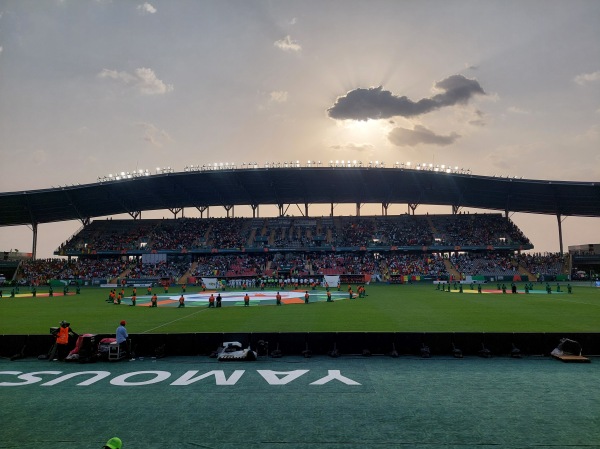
[0,168,598,227]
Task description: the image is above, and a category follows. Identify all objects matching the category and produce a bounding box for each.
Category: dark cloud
[328,75,485,121]
[388,125,460,147]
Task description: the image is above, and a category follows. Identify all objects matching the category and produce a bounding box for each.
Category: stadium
[1,164,600,448]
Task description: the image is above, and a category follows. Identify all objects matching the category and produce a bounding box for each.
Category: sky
[0,0,599,258]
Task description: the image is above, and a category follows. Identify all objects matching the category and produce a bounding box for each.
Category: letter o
[110,370,171,386]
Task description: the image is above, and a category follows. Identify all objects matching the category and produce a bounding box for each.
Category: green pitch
[0,283,599,335]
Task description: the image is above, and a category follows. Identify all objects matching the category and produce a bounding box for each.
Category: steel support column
[557,214,564,255]
[382,203,389,216]
[32,222,38,260]
[196,206,209,218]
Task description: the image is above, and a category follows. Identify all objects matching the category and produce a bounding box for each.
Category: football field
[1,283,599,335]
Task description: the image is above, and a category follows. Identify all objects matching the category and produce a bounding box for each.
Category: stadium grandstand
[9,213,560,287]
[1,164,600,370]
[1,163,599,286]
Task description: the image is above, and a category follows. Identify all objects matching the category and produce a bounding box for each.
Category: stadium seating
[11,214,563,286]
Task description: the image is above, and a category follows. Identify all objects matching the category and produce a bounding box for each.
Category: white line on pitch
[141,307,211,334]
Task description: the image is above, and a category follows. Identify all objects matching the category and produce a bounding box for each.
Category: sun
[337,119,392,141]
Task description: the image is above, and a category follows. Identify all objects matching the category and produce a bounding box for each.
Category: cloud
[99,68,173,95]
[330,143,375,153]
[136,122,174,148]
[274,35,301,52]
[507,106,530,114]
[388,125,460,147]
[137,2,157,14]
[328,75,485,121]
[269,91,288,103]
[469,109,487,127]
[574,70,600,85]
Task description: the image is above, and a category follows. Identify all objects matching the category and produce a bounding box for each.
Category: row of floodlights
[184,161,469,172]
[97,167,174,182]
[97,161,472,183]
[404,162,471,174]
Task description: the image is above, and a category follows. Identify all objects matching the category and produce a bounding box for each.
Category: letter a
[310,370,361,385]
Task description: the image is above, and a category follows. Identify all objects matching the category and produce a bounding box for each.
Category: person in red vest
[151,293,158,307]
[130,293,136,306]
[178,294,185,308]
[304,291,310,304]
[276,292,282,306]
[208,293,215,308]
[327,291,332,302]
[244,293,250,306]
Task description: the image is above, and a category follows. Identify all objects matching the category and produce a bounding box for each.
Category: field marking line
[141,307,211,334]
